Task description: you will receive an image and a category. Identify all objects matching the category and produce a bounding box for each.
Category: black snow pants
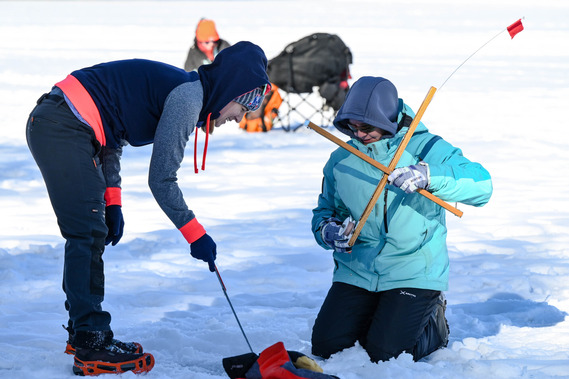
[26,91,111,332]
[311,282,444,362]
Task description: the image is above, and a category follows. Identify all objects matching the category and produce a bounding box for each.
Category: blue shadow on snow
[449,292,567,340]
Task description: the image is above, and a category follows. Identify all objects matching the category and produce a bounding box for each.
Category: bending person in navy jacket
[26,41,270,375]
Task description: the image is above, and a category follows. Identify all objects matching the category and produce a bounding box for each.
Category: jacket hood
[333,76,400,138]
[197,41,270,122]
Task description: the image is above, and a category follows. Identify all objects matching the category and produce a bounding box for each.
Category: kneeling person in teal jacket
[311,76,492,362]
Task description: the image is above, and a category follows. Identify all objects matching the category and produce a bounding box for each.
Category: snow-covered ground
[1,1,568,378]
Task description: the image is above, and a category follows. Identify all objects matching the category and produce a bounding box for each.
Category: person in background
[310,76,492,363]
[184,18,231,72]
[26,41,270,376]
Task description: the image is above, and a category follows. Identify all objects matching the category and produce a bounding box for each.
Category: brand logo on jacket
[400,290,417,298]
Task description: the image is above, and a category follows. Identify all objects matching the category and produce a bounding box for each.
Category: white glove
[388,162,430,194]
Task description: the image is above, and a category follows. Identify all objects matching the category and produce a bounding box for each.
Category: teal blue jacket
[312,102,492,292]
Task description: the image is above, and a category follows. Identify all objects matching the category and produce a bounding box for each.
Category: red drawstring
[194,122,199,173]
[193,113,212,174]
[202,113,210,171]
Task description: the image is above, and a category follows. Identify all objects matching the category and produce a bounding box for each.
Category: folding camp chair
[275,90,336,132]
[267,33,352,131]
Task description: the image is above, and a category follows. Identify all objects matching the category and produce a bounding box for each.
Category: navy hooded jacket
[69,41,269,149]
[57,41,270,240]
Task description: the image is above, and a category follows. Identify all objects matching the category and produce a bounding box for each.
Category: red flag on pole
[507,19,524,39]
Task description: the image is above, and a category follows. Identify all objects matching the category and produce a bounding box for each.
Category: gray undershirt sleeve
[100,145,123,189]
[148,81,204,229]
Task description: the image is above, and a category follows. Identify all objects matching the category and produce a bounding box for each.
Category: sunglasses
[198,40,219,45]
[346,122,377,134]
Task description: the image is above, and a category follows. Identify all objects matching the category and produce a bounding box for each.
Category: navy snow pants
[26,92,111,332]
[311,282,444,362]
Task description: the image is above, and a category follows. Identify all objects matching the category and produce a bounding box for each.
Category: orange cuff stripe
[179,218,206,244]
[104,187,122,206]
[55,74,106,146]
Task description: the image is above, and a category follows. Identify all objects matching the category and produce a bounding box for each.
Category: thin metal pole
[439,28,506,91]
[214,265,254,353]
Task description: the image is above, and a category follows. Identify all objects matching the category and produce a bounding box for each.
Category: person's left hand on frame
[388,162,430,194]
[321,217,353,253]
[105,205,124,246]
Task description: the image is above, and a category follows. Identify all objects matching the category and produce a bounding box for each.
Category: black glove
[190,233,217,272]
[105,205,124,246]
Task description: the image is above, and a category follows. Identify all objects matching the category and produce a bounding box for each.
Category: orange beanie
[196,19,220,42]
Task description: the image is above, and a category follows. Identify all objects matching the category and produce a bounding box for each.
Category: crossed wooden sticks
[307,86,463,247]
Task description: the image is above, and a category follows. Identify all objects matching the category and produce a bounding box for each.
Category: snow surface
[1,1,569,378]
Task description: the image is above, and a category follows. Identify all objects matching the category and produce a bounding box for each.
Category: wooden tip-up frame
[307,86,463,246]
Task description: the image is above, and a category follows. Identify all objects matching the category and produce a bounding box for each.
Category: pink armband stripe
[179,218,206,244]
[104,187,122,207]
[55,74,106,146]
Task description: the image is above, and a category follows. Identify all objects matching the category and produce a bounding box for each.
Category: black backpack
[267,33,352,110]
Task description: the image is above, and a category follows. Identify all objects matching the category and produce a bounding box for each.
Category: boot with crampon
[70,330,154,376]
[63,324,143,356]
